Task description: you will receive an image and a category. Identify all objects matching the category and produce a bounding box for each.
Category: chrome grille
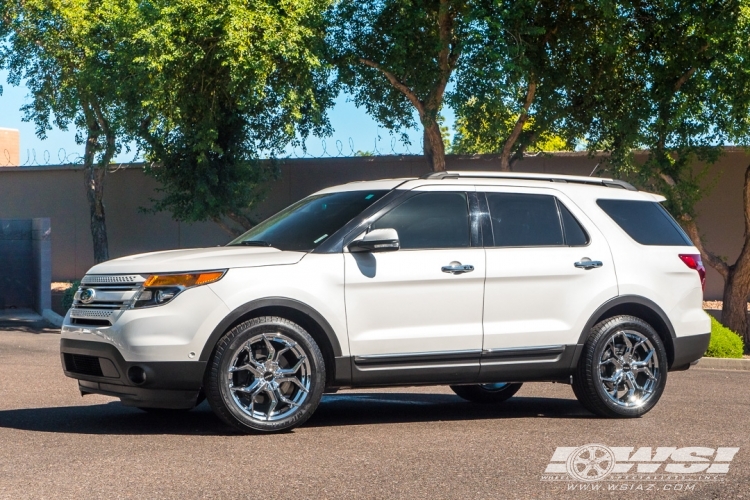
[72,275,146,324]
[81,274,142,285]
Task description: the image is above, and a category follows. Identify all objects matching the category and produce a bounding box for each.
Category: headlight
[132,271,225,308]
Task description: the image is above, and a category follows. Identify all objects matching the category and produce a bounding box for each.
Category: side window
[371,192,470,249]
[486,193,563,247]
[558,202,590,246]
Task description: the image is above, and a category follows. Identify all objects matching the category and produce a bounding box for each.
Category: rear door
[480,187,618,355]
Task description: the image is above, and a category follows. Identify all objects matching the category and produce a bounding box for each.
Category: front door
[344,188,486,385]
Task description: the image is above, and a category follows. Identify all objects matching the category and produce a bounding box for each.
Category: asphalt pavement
[0,328,747,499]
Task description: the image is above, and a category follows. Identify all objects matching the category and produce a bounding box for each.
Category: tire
[572,315,668,418]
[206,316,326,433]
[450,382,523,404]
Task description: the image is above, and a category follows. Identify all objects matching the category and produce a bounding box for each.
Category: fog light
[128,366,147,385]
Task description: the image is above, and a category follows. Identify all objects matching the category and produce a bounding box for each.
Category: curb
[42,309,63,328]
[693,357,750,371]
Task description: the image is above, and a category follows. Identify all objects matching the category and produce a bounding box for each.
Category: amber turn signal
[143,271,225,288]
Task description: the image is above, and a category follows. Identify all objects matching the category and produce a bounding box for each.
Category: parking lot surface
[0,328,747,499]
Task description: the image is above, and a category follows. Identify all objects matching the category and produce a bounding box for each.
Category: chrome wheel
[597,330,660,408]
[480,382,509,391]
[226,332,311,422]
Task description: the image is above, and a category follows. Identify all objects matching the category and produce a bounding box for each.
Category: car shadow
[0,392,594,436]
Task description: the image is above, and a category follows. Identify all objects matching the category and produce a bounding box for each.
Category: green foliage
[0,0,129,155]
[125,0,336,228]
[62,281,82,312]
[449,0,618,161]
[583,0,750,220]
[705,316,745,358]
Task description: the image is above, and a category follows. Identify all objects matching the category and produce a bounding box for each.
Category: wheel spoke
[278,356,307,375]
[621,332,633,355]
[631,350,654,368]
[262,334,276,361]
[276,389,301,408]
[264,387,278,421]
[276,376,309,393]
[229,362,263,377]
[230,379,262,395]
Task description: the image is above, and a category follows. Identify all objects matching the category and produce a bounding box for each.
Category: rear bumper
[60,338,205,409]
[671,332,711,371]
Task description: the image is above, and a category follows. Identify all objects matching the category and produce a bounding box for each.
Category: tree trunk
[682,163,750,351]
[81,98,115,264]
[423,118,446,172]
[721,263,750,348]
[85,164,109,263]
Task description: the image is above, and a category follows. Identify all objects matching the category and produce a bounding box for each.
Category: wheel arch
[573,295,676,369]
[199,297,344,387]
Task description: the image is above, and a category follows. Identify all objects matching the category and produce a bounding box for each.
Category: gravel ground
[0,329,748,499]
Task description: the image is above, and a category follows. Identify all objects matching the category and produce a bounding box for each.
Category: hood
[86,247,306,275]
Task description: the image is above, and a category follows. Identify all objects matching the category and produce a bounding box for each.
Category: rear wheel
[572,315,667,418]
[450,382,523,404]
[206,316,326,433]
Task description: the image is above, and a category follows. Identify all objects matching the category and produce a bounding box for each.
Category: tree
[124,0,336,235]
[587,0,750,346]
[1,0,132,263]
[449,0,635,169]
[328,0,467,172]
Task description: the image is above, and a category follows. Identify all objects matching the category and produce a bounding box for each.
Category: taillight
[679,254,706,291]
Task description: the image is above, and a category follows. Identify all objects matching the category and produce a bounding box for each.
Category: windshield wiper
[233,240,273,247]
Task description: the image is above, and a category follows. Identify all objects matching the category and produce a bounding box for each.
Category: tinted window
[371,192,470,249]
[559,202,590,246]
[230,190,387,251]
[597,199,692,246]
[486,193,563,247]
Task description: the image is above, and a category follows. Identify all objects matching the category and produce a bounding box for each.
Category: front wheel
[450,382,523,404]
[572,315,667,418]
[206,316,326,433]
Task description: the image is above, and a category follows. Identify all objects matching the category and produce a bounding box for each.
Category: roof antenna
[589,162,600,177]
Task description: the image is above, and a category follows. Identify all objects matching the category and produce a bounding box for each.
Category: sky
[0,70,456,164]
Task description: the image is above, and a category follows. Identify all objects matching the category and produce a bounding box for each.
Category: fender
[199,297,343,362]
[571,294,677,369]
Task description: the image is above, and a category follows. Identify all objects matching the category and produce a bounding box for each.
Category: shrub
[704,316,744,358]
[61,280,81,311]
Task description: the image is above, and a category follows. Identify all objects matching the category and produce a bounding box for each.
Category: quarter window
[371,192,471,249]
[597,199,692,246]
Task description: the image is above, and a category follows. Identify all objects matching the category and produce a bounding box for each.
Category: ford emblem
[79,288,96,304]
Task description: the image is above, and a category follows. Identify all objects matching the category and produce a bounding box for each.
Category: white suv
[60,171,710,432]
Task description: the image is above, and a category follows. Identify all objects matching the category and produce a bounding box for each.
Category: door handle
[442,262,475,275]
[574,259,603,270]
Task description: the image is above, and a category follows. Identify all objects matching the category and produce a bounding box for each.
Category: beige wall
[0,128,20,167]
[0,150,748,299]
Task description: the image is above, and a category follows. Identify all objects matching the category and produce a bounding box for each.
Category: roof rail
[419,171,638,191]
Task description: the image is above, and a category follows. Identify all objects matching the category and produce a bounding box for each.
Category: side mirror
[348,228,400,253]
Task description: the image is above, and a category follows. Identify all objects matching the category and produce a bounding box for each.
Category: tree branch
[359,58,425,118]
[499,80,537,171]
[660,172,729,278]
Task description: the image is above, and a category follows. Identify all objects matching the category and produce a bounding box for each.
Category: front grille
[71,275,146,324]
[63,353,103,377]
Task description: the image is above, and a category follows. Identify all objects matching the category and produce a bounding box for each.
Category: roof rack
[420,171,638,191]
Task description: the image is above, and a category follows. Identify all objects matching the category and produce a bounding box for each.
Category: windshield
[229,190,388,251]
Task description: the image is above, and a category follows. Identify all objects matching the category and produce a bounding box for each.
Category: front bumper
[60,338,205,409]
[671,332,711,371]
